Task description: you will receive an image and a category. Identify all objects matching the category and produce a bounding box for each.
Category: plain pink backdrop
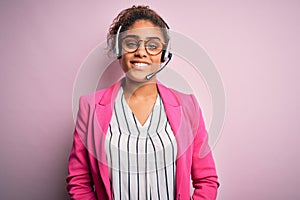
[0,0,299,199]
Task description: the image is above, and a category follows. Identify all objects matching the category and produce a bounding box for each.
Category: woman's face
[119,20,165,83]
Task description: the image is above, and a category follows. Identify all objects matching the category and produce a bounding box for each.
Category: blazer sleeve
[190,95,220,200]
[66,96,97,200]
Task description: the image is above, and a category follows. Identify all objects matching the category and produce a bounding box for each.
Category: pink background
[1,0,299,199]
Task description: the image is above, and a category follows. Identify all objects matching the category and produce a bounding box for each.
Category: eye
[122,38,138,49]
[146,40,163,50]
[147,43,158,49]
[125,41,137,48]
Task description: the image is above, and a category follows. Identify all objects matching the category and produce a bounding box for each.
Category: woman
[66,5,219,200]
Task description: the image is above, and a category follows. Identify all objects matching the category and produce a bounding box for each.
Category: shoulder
[158,82,203,132]
[79,81,122,106]
[157,82,199,109]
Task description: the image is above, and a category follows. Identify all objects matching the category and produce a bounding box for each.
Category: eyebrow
[123,34,162,41]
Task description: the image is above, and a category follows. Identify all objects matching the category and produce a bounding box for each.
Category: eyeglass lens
[121,37,164,55]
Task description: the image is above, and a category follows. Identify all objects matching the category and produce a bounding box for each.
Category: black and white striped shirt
[105,87,177,200]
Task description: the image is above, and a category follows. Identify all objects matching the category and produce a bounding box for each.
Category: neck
[122,77,158,100]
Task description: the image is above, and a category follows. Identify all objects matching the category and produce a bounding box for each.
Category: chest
[104,90,179,199]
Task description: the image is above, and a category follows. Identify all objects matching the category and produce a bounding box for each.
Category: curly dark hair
[107,5,169,56]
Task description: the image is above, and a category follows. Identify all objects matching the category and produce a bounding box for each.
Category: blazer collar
[95,78,182,137]
[97,80,123,106]
[97,78,180,108]
[157,81,180,107]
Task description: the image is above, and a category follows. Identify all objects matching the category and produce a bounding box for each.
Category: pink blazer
[66,80,219,200]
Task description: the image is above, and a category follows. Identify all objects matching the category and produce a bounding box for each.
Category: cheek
[120,60,127,72]
[120,55,130,72]
[152,54,162,64]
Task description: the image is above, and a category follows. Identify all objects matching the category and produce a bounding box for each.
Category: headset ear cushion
[115,41,121,58]
[161,49,166,62]
[116,44,122,59]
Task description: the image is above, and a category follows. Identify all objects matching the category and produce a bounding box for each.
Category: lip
[130,60,150,64]
[130,60,150,70]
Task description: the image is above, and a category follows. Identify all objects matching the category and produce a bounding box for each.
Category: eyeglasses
[121,37,165,56]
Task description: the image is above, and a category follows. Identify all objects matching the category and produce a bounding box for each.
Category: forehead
[121,27,164,40]
[123,20,165,39]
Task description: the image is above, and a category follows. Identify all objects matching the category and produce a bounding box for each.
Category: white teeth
[134,63,148,67]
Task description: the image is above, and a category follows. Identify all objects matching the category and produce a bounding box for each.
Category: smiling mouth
[130,61,150,67]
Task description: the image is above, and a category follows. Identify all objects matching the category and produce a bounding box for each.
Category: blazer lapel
[157,83,184,193]
[157,82,181,135]
[95,80,122,133]
[94,80,122,199]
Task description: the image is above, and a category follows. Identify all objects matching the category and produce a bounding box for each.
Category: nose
[134,41,147,57]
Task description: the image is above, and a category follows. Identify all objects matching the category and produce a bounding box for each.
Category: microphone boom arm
[145,53,173,80]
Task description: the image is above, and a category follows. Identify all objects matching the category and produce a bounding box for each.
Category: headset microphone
[145,52,172,80]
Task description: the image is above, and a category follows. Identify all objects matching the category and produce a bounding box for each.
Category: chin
[125,72,155,83]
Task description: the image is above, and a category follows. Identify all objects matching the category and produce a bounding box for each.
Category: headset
[114,20,172,63]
